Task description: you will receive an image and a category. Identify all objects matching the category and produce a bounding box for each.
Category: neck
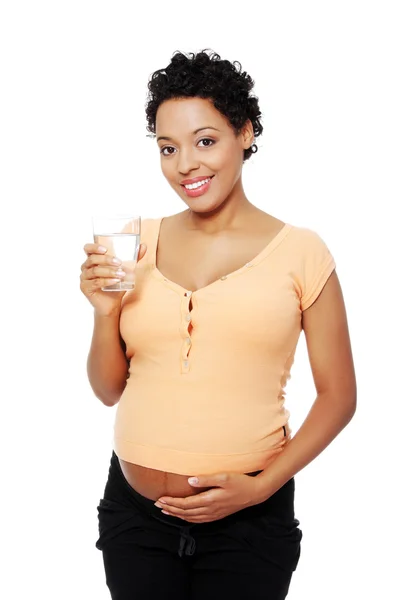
[184,180,257,234]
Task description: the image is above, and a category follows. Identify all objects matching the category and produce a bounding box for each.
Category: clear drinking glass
[92,215,141,291]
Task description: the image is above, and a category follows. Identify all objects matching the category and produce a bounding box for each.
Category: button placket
[180,290,193,374]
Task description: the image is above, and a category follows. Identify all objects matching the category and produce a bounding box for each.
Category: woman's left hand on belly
[154,472,261,523]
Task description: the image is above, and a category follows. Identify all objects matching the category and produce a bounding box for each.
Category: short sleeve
[297,229,336,311]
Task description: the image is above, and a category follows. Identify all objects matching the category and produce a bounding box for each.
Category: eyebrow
[156,126,220,143]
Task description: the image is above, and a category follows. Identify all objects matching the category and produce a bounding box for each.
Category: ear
[241,119,255,150]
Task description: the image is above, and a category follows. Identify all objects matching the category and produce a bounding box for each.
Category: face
[155,97,254,214]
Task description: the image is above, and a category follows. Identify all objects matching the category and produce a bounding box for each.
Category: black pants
[95,450,302,600]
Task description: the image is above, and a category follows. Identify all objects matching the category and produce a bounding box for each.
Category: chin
[179,192,225,214]
[185,200,223,214]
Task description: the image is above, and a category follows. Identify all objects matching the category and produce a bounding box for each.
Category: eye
[198,138,215,148]
[160,146,176,156]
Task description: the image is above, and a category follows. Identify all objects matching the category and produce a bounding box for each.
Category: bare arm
[87,311,129,407]
[254,269,357,502]
[81,242,147,407]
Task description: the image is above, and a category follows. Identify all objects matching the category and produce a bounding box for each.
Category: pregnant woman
[80,49,357,600]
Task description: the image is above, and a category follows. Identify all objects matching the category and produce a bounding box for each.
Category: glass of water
[92,215,141,291]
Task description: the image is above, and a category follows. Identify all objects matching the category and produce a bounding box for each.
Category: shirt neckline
[152,216,293,295]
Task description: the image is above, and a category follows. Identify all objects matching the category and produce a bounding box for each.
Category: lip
[181,175,214,198]
[180,175,214,185]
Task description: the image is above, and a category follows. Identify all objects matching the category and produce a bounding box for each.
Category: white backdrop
[1,1,399,598]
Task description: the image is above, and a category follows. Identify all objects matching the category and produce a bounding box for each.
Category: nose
[177,147,200,175]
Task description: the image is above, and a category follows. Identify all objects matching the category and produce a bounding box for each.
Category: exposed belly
[118,458,213,501]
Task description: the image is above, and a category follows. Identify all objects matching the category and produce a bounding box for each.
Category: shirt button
[186,337,191,344]
[185,291,192,297]
[183,360,189,368]
[186,314,191,322]
[220,275,227,281]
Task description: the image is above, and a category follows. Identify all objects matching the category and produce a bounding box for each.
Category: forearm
[87,311,129,406]
[254,391,357,503]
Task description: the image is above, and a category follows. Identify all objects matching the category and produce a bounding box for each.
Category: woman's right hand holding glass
[80,243,147,316]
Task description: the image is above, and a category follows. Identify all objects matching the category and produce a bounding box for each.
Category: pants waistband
[110,450,294,526]
[97,450,298,562]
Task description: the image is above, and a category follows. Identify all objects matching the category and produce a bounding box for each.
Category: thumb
[188,473,229,487]
[137,243,147,262]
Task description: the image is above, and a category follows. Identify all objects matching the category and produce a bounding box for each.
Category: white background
[1,1,399,598]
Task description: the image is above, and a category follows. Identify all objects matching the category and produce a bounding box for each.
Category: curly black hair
[145,49,263,162]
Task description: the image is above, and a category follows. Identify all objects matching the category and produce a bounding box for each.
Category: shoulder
[141,212,185,235]
[140,217,162,242]
[141,216,163,228]
[284,223,335,266]
[286,223,331,247]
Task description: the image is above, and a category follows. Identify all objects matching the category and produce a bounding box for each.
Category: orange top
[114,217,336,475]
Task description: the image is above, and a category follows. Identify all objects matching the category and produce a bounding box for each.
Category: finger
[81,254,123,272]
[188,473,230,488]
[155,498,188,510]
[160,510,211,523]
[85,253,122,267]
[80,276,123,292]
[83,243,108,256]
[82,252,123,270]
[159,505,207,518]
[156,490,214,510]
[81,265,126,281]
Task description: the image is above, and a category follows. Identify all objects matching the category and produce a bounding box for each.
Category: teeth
[184,178,211,190]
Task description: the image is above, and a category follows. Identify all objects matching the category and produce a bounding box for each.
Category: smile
[181,176,215,198]
[183,178,212,190]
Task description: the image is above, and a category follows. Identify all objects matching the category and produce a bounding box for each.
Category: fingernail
[188,477,198,485]
[98,246,107,253]
[112,257,122,265]
[154,502,162,508]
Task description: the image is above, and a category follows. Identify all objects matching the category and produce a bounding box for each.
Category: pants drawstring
[178,525,196,557]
